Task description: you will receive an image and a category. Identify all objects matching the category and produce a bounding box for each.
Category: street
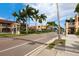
[0,32,57,56]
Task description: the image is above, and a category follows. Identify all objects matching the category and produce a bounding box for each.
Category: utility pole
[56,3,61,40]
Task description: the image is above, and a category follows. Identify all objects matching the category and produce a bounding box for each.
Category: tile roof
[0,19,16,23]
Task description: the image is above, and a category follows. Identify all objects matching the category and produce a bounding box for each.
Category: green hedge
[20,29,53,34]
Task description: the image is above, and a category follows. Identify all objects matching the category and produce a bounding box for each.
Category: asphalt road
[0,32,57,56]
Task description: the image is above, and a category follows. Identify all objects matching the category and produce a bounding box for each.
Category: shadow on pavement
[14,38,48,45]
[55,41,79,54]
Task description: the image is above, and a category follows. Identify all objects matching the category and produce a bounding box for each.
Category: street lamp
[56,3,61,40]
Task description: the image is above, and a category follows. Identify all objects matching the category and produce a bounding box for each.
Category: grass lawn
[0,31,54,38]
[47,39,65,49]
[0,34,25,38]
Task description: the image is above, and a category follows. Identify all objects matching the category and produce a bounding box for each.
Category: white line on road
[0,37,48,53]
[0,42,29,53]
[25,45,46,56]
[25,37,58,56]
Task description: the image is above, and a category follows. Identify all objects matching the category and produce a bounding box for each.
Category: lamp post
[56,3,61,40]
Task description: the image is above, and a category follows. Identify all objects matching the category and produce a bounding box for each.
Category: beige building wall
[10,23,20,35]
[75,15,79,32]
[66,15,79,34]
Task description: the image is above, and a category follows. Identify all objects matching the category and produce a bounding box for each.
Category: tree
[75,3,79,14]
[39,14,47,23]
[47,22,57,31]
[32,9,39,31]
[47,22,57,26]
[32,10,47,31]
[12,4,47,33]
[21,5,35,33]
[12,11,23,34]
[38,14,47,31]
[12,5,37,34]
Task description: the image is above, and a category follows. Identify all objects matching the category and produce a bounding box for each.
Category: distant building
[65,15,79,34]
[0,19,20,34]
[29,25,47,31]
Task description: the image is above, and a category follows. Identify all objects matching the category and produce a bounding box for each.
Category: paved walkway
[29,35,79,56]
[56,35,79,56]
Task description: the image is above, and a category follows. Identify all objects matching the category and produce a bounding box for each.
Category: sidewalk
[28,35,79,56]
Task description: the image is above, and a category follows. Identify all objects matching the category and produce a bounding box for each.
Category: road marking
[0,37,48,53]
[25,36,58,56]
[25,45,46,56]
[0,42,29,53]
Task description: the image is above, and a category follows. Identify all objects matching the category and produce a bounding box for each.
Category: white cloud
[25,3,77,20]
[58,3,77,18]
[24,3,57,21]
[24,3,77,27]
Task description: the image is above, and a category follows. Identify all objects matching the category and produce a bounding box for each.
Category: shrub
[28,29,35,34]
[75,28,79,35]
[20,30,27,34]
[20,26,27,34]
[48,39,65,49]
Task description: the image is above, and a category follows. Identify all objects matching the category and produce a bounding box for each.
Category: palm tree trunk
[35,21,37,32]
[26,23,28,34]
[26,18,28,34]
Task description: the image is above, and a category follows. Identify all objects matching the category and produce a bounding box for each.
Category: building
[29,25,47,31]
[0,19,20,34]
[65,15,79,34]
[29,25,58,31]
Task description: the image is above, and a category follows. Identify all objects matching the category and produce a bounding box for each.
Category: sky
[0,3,77,28]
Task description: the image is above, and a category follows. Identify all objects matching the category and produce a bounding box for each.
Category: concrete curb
[25,37,58,56]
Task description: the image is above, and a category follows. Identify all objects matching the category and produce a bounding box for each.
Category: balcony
[0,24,12,28]
[68,22,75,27]
[69,24,75,27]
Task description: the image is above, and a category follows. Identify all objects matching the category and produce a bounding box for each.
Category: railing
[0,24,11,27]
[69,25,75,27]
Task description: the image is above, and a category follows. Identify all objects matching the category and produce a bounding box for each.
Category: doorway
[70,27,75,34]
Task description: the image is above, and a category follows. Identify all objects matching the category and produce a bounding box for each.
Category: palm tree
[40,14,47,22]
[22,5,39,33]
[12,5,47,33]
[12,12,22,34]
[32,9,39,31]
[75,3,79,15]
[12,11,25,23]
[12,5,37,34]
[38,14,47,31]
